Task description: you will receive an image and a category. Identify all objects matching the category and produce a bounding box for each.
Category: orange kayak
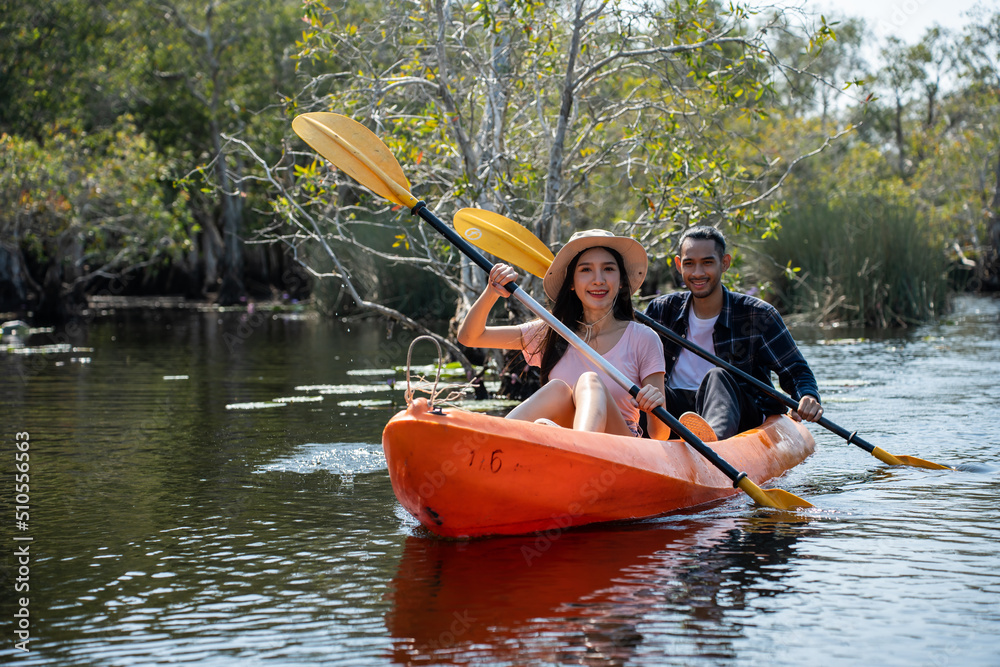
[382,398,815,538]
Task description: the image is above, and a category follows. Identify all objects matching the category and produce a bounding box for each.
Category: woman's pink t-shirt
[516,320,665,431]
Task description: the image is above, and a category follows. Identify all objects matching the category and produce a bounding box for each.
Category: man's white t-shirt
[669,311,719,390]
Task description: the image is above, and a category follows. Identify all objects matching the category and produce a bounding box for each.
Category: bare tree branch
[727,123,859,212]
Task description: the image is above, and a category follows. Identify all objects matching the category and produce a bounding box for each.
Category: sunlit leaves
[0,117,193,273]
[280,0,884,309]
[808,15,839,54]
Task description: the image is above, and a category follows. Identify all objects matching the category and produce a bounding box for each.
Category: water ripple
[3,301,999,667]
[255,441,386,476]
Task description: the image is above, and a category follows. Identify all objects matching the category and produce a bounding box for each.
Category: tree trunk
[926,85,936,128]
[539,0,586,247]
[0,235,29,311]
[210,86,244,304]
[983,140,1000,291]
[201,211,223,294]
[895,94,906,176]
[36,240,66,322]
[216,173,245,304]
[190,3,245,306]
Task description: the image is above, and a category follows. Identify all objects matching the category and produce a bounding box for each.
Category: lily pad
[10,344,73,355]
[225,401,286,410]
[455,399,521,412]
[336,399,394,408]
[394,361,467,379]
[346,368,398,377]
[271,395,324,403]
[295,383,398,394]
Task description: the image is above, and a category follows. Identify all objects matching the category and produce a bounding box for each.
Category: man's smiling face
[674,238,731,300]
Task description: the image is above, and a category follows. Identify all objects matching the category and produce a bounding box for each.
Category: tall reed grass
[760,196,948,326]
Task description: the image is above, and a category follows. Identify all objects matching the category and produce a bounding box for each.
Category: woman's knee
[574,372,613,407]
[574,371,604,394]
[505,378,573,422]
[544,378,574,400]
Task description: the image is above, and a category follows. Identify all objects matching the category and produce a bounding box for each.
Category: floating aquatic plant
[225,401,286,410]
[271,395,324,403]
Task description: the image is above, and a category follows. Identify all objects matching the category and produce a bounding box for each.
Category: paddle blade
[737,477,814,509]
[871,446,951,470]
[292,112,417,208]
[893,455,952,470]
[454,208,554,279]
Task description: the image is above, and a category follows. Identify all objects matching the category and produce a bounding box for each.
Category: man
[644,226,823,440]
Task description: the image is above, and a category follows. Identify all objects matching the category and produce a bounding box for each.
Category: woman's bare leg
[505,375,634,436]
[572,372,634,436]
[504,379,575,427]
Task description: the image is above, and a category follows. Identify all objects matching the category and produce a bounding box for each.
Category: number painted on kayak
[466,449,504,473]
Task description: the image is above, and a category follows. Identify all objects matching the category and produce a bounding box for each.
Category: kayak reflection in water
[385,517,811,665]
[458,229,670,439]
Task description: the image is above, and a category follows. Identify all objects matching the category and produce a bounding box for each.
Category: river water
[1,295,998,666]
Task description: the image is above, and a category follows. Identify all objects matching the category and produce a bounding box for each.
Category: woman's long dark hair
[536,246,635,383]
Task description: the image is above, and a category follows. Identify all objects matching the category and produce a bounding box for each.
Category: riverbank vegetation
[2,0,998,332]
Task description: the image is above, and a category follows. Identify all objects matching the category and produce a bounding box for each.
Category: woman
[458,229,670,439]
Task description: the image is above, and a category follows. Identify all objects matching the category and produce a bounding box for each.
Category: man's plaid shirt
[644,286,820,416]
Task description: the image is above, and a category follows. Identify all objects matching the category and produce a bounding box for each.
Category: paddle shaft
[410,202,750,488]
[632,312,883,454]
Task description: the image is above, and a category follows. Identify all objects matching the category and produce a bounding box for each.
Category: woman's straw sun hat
[543,229,647,302]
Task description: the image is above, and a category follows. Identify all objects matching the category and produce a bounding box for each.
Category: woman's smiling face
[571,247,620,310]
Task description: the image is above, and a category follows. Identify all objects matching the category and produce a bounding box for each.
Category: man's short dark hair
[678,225,726,258]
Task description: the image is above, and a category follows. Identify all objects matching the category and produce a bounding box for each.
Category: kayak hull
[382,399,814,538]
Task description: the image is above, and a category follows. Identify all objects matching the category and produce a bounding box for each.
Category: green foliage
[745,6,1000,324]
[756,109,949,327]
[762,194,948,327]
[0,0,309,311]
[138,0,301,158]
[1,0,996,325]
[0,118,193,282]
[754,126,951,326]
[286,0,833,294]
[1,1,123,135]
